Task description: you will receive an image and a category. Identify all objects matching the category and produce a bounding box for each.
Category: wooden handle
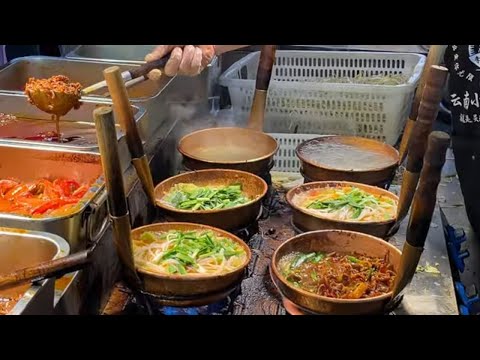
[103,66,145,159]
[406,131,450,247]
[0,250,90,291]
[406,65,448,173]
[129,55,170,80]
[398,46,447,163]
[255,45,277,91]
[94,106,128,217]
[409,45,447,121]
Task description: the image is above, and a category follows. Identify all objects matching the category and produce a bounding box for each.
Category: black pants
[452,135,480,236]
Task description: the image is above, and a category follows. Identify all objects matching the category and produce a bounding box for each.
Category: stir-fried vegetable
[133,230,247,275]
[279,251,396,299]
[299,186,397,222]
[163,183,251,211]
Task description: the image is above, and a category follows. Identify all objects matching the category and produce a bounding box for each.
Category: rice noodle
[294,186,397,222]
[133,230,247,276]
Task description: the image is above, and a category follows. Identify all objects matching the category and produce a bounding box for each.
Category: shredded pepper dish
[0,177,90,217]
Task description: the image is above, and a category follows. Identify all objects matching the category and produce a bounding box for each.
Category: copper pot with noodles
[296,136,399,188]
[131,222,251,301]
[154,169,268,231]
[270,230,402,315]
[286,181,399,239]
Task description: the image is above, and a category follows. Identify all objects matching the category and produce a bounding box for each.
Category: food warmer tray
[0,227,70,315]
[0,144,108,252]
[0,92,146,167]
[0,56,176,141]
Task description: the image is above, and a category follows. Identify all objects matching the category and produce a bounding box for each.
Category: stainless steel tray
[0,227,70,315]
[0,56,175,140]
[0,144,108,252]
[0,91,145,152]
[66,45,158,64]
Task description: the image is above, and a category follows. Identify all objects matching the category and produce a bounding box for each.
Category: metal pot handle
[86,189,110,245]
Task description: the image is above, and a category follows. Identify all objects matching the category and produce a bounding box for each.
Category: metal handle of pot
[398,45,447,163]
[103,66,156,206]
[255,45,277,91]
[247,45,277,132]
[390,131,450,303]
[395,65,448,225]
[85,188,110,245]
[93,106,143,290]
[0,247,94,291]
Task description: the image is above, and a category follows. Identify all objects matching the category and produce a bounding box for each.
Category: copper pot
[270,230,402,315]
[132,222,251,298]
[297,136,399,187]
[286,181,398,239]
[178,127,278,176]
[154,169,268,231]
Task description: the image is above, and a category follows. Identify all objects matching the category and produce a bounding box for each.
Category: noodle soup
[279,251,396,299]
[132,229,248,276]
[293,185,398,223]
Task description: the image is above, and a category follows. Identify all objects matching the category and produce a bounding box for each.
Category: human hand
[145,45,215,79]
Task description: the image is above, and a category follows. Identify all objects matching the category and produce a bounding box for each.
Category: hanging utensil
[93,106,143,290]
[394,65,448,228]
[103,66,156,205]
[398,45,447,163]
[390,131,450,304]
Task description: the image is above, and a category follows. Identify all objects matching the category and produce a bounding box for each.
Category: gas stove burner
[138,282,240,308]
[129,284,240,315]
[160,296,232,315]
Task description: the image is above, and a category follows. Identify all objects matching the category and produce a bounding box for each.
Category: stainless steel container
[0,92,147,170]
[0,55,216,142]
[0,144,107,252]
[0,227,70,315]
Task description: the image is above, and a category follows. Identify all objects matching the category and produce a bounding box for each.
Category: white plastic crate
[219,51,426,145]
[270,133,323,172]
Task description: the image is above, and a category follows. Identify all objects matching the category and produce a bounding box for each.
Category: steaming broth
[299,138,397,171]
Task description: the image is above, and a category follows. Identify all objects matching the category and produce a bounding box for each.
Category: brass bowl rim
[271,229,401,304]
[154,169,268,214]
[296,135,399,173]
[286,181,398,226]
[178,127,279,165]
[132,222,252,281]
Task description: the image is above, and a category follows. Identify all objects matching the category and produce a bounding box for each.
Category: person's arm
[146,45,250,78]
